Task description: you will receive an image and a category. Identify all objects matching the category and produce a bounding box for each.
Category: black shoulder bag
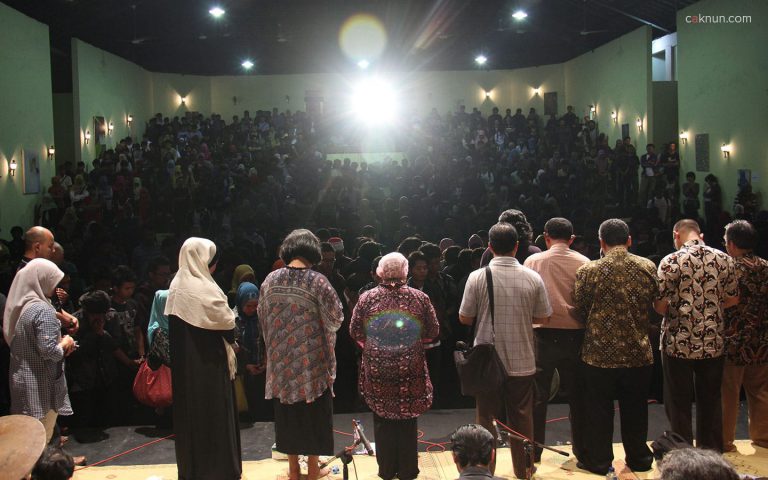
[454,266,507,396]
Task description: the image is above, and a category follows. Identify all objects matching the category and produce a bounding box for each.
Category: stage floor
[69,404,762,479]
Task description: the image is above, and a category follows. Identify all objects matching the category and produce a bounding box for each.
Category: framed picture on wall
[544,92,558,116]
[22,149,41,195]
[695,133,710,171]
[94,116,107,146]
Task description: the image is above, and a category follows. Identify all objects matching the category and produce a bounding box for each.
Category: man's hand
[56,310,79,335]
[60,335,76,356]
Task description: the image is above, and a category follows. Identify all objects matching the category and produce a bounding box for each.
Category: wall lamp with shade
[721,143,731,159]
[485,91,491,100]
[180,96,187,106]
[108,122,114,135]
[679,130,688,145]
[589,105,596,119]
[127,114,133,126]
[533,87,541,96]
[611,111,618,124]
[636,118,643,132]
[84,130,91,144]
[48,145,55,160]
[9,158,17,177]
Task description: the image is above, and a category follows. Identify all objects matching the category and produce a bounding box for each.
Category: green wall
[152,72,212,117]
[565,26,652,148]
[0,3,56,236]
[72,39,152,167]
[677,0,767,212]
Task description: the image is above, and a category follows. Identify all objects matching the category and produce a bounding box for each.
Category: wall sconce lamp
[84,130,91,144]
[636,118,643,132]
[679,131,688,145]
[589,105,596,114]
[108,122,114,135]
[127,114,133,126]
[611,111,618,124]
[485,91,491,100]
[9,158,18,177]
[721,143,731,159]
[48,145,56,160]
[533,87,541,96]
[181,96,187,106]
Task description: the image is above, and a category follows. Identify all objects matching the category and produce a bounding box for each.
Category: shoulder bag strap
[485,266,495,342]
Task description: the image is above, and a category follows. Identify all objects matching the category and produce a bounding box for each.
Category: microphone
[493,419,505,443]
[353,419,374,456]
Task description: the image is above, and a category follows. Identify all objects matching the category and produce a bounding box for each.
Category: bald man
[16,226,55,272]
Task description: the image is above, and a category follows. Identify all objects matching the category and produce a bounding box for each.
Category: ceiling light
[512,10,528,21]
[209,6,225,18]
[357,59,370,70]
[475,55,487,65]
[242,60,254,70]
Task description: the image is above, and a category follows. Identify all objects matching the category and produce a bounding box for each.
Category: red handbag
[133,362,173,408]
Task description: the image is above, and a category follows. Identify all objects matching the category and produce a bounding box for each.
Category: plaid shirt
[9,302,72,419]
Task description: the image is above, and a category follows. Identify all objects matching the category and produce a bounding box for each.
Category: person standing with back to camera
[165,238,241,480]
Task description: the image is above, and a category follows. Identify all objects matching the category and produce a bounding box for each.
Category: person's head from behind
[672,219,702,249]
[498,209,532,246]
[543,217,574,248]
[279,229,322,267]
[658,448,738,480]
[376,252,409,286]
[724,219,758,256]
[31,446,74,480]
[451,424,495,472]
[598,218,631,253]
[488,222,519,257]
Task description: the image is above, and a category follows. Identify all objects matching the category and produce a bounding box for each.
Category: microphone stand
[321,420,372,480]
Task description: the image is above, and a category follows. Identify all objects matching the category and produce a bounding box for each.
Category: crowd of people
[0,103,766,480]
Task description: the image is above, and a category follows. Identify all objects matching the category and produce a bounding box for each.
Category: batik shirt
[658,239,738,359]
[574,247,657,368]
[350,284,439,420]
[723,253,768,366]
[258,267,343,404]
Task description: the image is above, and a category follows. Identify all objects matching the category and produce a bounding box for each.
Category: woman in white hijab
[4,258,75,442]
[164,237,241,480]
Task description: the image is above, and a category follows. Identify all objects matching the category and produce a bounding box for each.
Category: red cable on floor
[74,433,176,471]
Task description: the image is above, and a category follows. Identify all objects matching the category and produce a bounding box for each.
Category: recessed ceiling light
[209,6,225,18]
[241,60,254,70]
[475,55,488,65]
[512,10,528,21]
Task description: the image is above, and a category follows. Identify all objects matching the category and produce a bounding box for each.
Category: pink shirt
[524,243,589,329]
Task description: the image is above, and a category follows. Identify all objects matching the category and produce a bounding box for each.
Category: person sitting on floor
[32,446,75,480]
[658,448,738,480]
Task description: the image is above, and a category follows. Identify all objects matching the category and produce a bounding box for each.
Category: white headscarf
[165,238,237,378]
[3,258,64,345]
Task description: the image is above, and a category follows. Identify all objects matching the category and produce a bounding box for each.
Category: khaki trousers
[722,363,768,450]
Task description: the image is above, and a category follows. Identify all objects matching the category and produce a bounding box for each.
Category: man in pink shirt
[524,217,590,462]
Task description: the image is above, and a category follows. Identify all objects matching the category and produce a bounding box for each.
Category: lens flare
[339,14,388,62]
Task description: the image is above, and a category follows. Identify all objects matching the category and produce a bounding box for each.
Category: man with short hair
[573,219,657,475]
[460,222,551,479]
[523,217,589,462]
[639,143,660,206]
[721,220,768,451]
[658,447,739,480]
[450,424,505,479]
[656,219,739,452]
[17,226,55,271]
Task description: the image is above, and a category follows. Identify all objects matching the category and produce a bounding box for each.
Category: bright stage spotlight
[475,54,488,66]
[209,6,225,18]
[357,59,370,70]
[349,77,398,126]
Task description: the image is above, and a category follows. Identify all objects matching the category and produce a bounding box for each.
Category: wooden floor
[73,440,767,479]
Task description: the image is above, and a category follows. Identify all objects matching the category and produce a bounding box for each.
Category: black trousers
[662,354,724,452]
[579,362,654,475]
[532,328,585,460]
[372,414,419,480]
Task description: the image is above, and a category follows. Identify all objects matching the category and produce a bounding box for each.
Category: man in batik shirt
[721,220,768,451]
[574,219,657,475]
[656,219,739,452]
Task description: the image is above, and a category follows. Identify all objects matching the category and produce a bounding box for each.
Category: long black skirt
[169,315,242,480]
[273,389,334,455]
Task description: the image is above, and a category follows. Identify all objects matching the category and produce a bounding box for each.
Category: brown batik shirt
[574,247,658,368]
[658,239,738,359]
[723,253,768,366]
